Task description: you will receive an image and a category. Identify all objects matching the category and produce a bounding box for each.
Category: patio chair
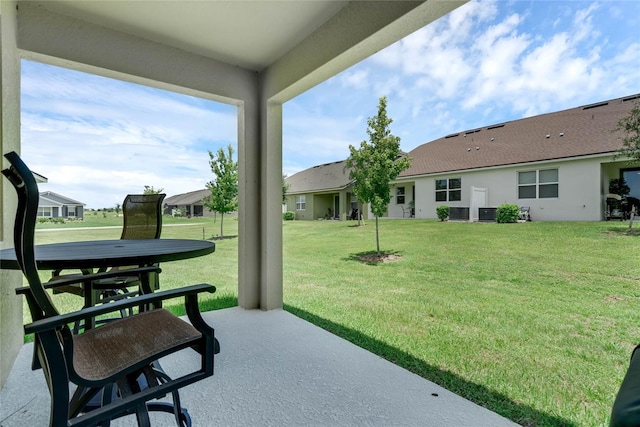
[3,151,218,427]
[52,193,166,324]
[93,193,167,293]
[610,344,640,426]
[519,206,531,221]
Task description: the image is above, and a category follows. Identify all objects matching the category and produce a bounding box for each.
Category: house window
[396,187,405,204]
[518,169,558,199]
[435,178,461,202]
[295,195,306,210]
[37,207,52,217]
[67,207,76,217]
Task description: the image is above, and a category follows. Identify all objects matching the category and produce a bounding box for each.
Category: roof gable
[39,191,85,206]
[399,94,639,178]
[286,160,352,194]
[165,189,210,206]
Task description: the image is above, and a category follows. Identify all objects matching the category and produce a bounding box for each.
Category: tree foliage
[613,101,640,230]
[346,96,410,254]
[205,145,238,237]
[143,185,164,194]
[614,101,640,163]
[282,174,290,204]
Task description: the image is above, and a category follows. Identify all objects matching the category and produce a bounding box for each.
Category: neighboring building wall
[167,204,217,218]
[387,184,414,218]
[286,190,365,221]
[410,156,614,221]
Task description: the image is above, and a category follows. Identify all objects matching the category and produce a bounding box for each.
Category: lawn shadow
[605,228,640,236]
[208,235,238,241]
[284,304,577,427]
[346,250,403,265]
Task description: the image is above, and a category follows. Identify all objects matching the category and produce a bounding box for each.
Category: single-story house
[397,94,640,221]
[284,160,368,221]
[287,94,640,221]
[163,189,214,218]
[32,171,47,184]
[38,191,85,219]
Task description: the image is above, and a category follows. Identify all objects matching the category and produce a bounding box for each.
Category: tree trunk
[220,213,225,237]
[375,215,380,255]
[628,207,636,231]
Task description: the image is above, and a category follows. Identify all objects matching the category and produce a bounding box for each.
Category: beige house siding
[396,155,635,221]
[285,188,366,221]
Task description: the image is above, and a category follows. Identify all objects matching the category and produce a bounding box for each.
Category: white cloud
[21,61,236,208]
[19,1,640,198]
[340,69,370,90]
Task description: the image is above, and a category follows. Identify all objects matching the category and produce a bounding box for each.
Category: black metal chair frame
[3,151,218,427]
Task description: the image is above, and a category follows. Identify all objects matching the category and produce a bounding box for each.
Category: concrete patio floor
[0,307,518,426]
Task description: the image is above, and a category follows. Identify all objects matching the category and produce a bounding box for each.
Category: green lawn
[27,217,640,426]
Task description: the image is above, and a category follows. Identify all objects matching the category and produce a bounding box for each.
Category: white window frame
[396,187,405,205]
[518,169,559,199]
[435,178,461,202]
[295,195,306,210]
[37,207,52,217]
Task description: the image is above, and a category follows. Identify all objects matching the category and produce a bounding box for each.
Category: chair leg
[150,366,192,427]
[38,333,71,427]
[117,375,152,427]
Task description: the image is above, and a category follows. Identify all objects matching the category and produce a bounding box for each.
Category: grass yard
[27,217,640,426]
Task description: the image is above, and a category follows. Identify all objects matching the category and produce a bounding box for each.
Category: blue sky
[20,0,640,209]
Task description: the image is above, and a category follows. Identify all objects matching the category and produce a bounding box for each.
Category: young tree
[346,96,410,255]
[143,185,164,194]
[614,101,640,162]
[282,174,290,204]
[205,145,238,238]
[614,101,640,229]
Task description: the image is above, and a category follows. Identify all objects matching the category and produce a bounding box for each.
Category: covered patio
[0,1,521,425]
[0,308,517,426]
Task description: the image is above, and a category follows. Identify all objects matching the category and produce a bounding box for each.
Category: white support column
[0,0,24,389]
[237,95,262,309]
[260,101,283,310]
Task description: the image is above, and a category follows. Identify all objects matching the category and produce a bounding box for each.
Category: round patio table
[0,238,215,271]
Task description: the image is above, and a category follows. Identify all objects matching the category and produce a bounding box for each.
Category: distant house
[395,94,640,221]
[164,189,214,217]
[33,171,48,184]
[38,191,85,219]
[284,160,368,221]
[287,94,640,221]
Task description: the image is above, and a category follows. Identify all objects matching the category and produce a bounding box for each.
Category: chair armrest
[16,266,162,296]
[24,283,216,335]
[611,344,640,427]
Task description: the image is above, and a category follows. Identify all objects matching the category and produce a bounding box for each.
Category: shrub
[283,211,295,221]
[497,204,520,223]
[436,205,449,221]
[37,218,49,224]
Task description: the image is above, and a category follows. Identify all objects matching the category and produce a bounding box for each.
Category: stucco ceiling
[27,1,349,71]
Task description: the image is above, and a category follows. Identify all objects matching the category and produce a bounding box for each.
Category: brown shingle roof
[164,189,210,205]
[286,160,352,194]
[399,94,639,178]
